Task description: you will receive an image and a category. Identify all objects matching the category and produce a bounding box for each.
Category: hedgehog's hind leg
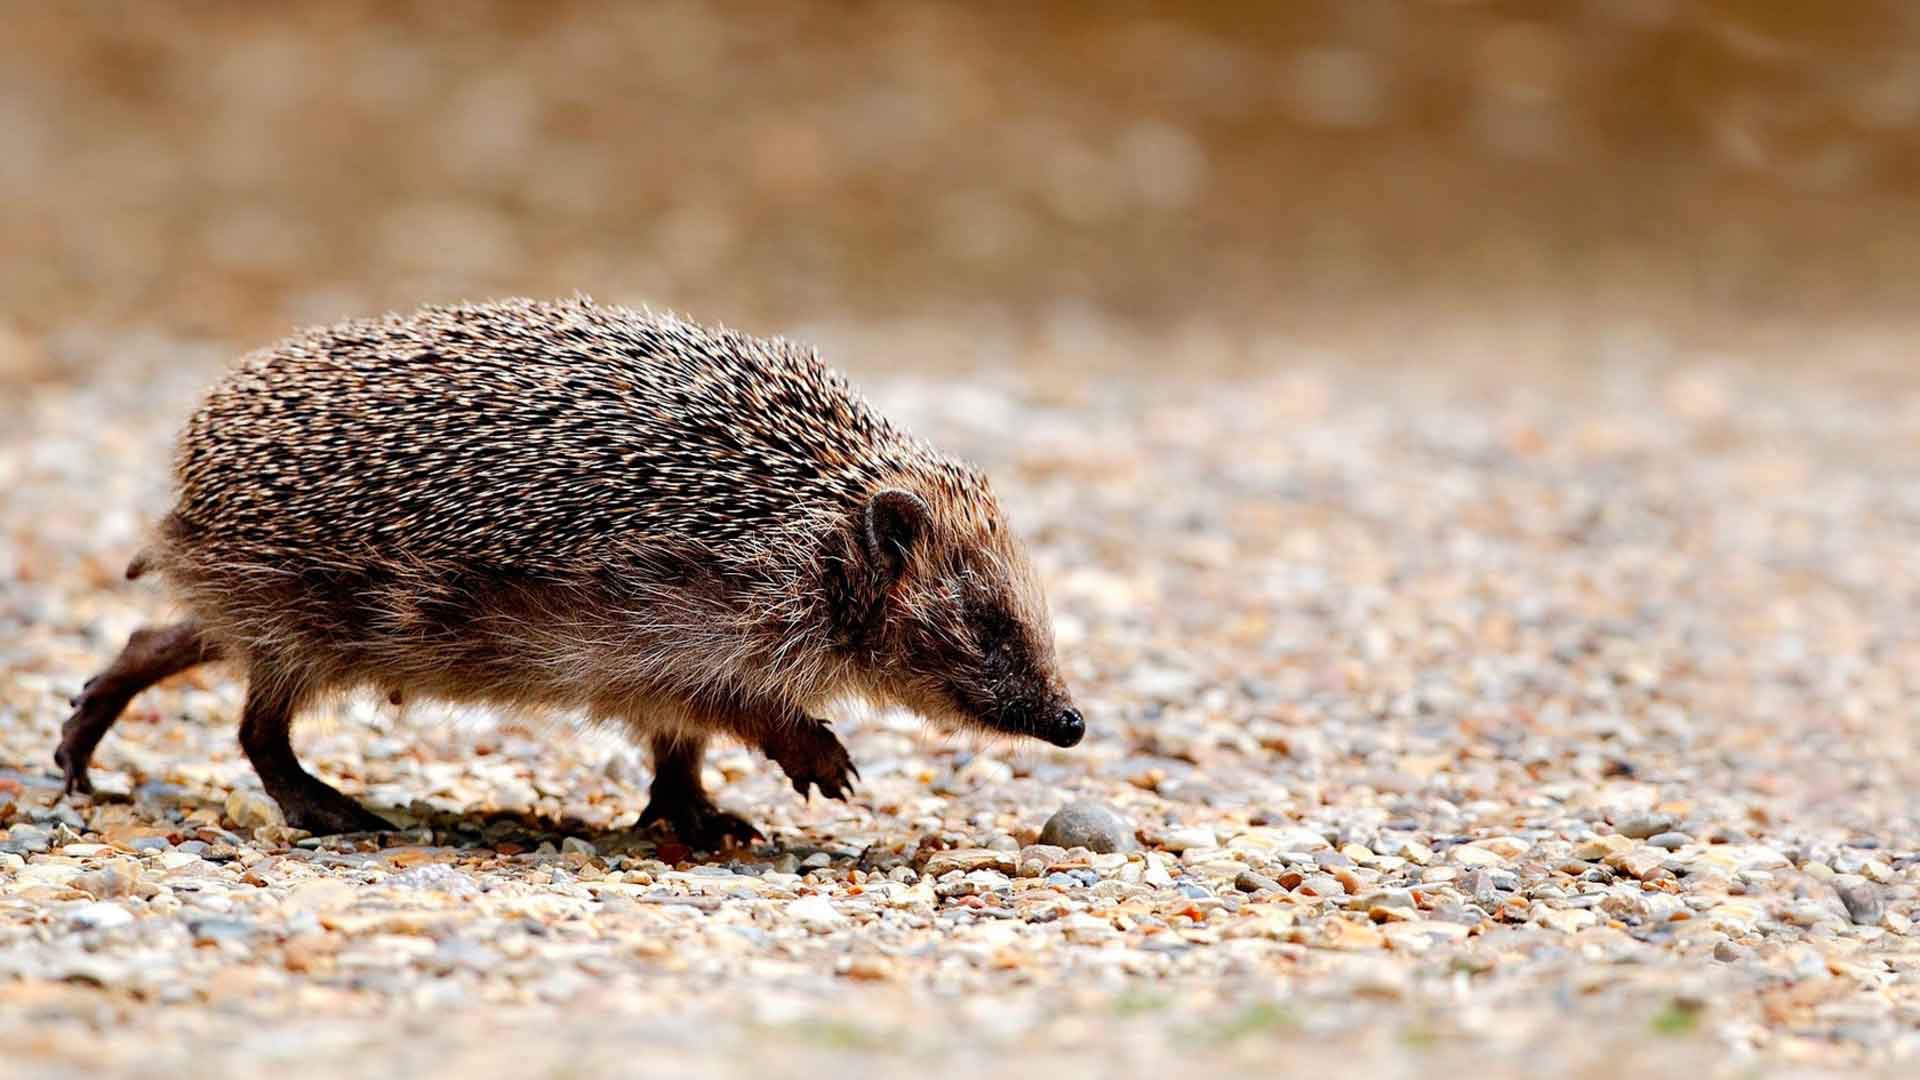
[238,667,392,835]
[58,621,221,795]
[639,734,763,850]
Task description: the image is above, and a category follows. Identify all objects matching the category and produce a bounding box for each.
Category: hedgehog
[57,297,1084,847]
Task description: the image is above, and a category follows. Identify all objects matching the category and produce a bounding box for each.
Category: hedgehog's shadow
[368,801,797,862]
[71,783,820,865]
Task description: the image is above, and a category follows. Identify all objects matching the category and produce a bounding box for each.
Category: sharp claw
[712,811,764,849]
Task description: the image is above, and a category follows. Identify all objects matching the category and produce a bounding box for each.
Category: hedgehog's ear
[863,489,930,585]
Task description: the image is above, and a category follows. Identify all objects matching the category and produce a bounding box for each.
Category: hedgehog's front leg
[639,733,763,849]
[759,715,859,802]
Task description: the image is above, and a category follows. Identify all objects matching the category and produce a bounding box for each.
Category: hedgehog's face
[854,488,1084,748]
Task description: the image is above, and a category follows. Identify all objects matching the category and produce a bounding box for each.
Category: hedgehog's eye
[969,605,1016,662]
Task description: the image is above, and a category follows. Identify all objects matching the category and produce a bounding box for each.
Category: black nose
[1046,707,1085,748]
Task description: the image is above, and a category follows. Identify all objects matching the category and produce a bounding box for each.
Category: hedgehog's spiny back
[169,299,982,572]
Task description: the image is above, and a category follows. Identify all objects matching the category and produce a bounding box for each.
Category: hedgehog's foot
[58,621,220,796]
[763,717,859,802]
[639,793,763,850]
[642,734,762,850]
[55,687,104,795]
[268,778,395,836]
[238,670,392,836]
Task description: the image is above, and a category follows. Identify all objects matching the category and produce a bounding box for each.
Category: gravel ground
[3,331,1919,1078]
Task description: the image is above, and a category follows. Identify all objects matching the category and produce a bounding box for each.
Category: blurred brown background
[3,0,1919,375]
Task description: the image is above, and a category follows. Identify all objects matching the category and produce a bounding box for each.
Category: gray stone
[1833,878,1885,927]
[1460,870,1499,905]
[1615,813,1676,840]
[188,917,256,943]
[1038,801,1135,854]
[0,824,51,855]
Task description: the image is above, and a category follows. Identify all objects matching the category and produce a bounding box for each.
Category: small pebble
[387,864,482,896]
[1459,870,1498,905]
[224,790,284,831]
[1235,870,1282,894]
[1297,873,1347,897]
[1832,879,1885,927]
[1158,826,1217,853]
[188,917,255,944]
[71,866,138,899]
[68,902,134,930]
[0,824,52,855]
[1615,813,1676,840]
[787,896,843,929]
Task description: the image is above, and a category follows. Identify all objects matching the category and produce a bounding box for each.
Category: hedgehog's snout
[1043,706,1086,748]
[988,698,1085,748]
